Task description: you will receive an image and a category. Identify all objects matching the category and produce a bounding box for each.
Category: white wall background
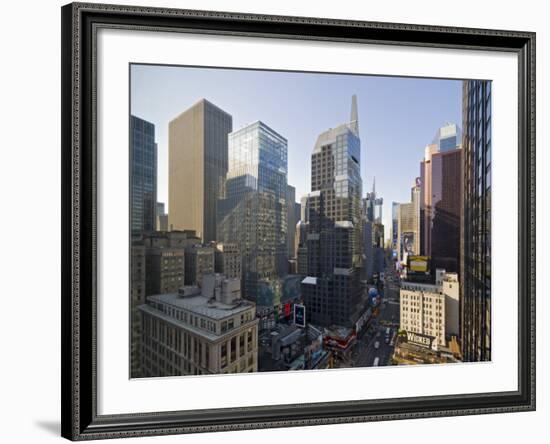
[0,0,546,443]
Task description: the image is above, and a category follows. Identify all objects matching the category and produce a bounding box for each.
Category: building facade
[214,242,242,280]
[145,248,185,296]
[130,245,146,377]
[301,95,364,327]
[461,80,492,362]
[399,269,460,351]
[286,185,297,262]
[184,245,215,286]
[168,99,233,241]
[433,122,461,152]
[156,202,168,232]
[139,277,258,377]
[130,115,157,235]
[420,123,462,272]
[217,121,288,302]
[397,182,420,262]
[391,202,400,255]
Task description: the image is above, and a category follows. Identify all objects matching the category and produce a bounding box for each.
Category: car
[374,341,380,349]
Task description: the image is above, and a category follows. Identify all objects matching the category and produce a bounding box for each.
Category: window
[239,334,245,357]
[230,337,237,362]
[221,343,227,368]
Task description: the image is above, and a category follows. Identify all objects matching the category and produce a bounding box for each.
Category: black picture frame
[61,2,536,440]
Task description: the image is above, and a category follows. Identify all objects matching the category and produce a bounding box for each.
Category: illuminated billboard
[401,231,416,261]
[408,255,429,273]
[294,304,306,327]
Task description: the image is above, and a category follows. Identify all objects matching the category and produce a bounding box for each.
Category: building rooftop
[146,291,254,321]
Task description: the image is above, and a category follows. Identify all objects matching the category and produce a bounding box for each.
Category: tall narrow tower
[301,96,363,327]
[168,99,232,242]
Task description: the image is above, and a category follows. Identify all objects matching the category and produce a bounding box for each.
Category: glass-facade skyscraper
[217,121,288,304]
[302,95,363,327]
[461,80,492,362]
[130,115,157,235]
[433,122,461,152]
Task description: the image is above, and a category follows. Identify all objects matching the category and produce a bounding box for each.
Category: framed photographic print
[61,2,536,440]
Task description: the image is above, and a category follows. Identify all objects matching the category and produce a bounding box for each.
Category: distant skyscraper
[391,202,400,254]
[433,122,461,152]
[397,182,420,262]
[217,121,288,302]
[156,202,168,231]
[131,115,157,235]
[286,185,297,261]
[302,95,363,327]
[420,123,462,272]
[461,80,492,362]
[168,99,232,242]
[364,181,376,223]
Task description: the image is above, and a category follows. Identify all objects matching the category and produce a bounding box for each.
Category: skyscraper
[217,121,288,302]
[302,95,363,327]
[286,184,297,261]
[433,122,461,152]
[461,80,492,362]
[156,202,168,231]
[168,99,233,242]
[397,181,420,262]
[130,115,157,235]
[420,123,462,272]
[391,202,400,254]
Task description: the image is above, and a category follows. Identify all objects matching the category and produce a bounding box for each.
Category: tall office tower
[302,95,363,327]
[433,122,461,152]
[168,99,233,242]
[217,121,288,302]
[461,80,492,362]
[363,221,374,281]
[131,115,157,235]
[420,143,438,255]
[420,123,462,272]
[300,195,309,222]
[374,199,383,224]
[391,202,400,254]
[397,182,421,262]
[363,178,383,225]
[286,185,297,260]
[364,179,376,223]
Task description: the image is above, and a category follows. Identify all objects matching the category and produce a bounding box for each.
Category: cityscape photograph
[129,64,491,378]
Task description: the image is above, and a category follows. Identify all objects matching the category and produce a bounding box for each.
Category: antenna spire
[350,94,359,135]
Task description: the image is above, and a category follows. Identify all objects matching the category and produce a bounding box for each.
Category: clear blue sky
[130,64,462,237]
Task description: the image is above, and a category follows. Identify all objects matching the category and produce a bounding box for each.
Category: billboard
[406,331,434,349]
[294,304,306,327]
[408,255,429,273]
[402,232,415,255]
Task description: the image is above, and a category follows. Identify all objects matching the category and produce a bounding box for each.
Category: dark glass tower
[461,80,492,362]
[130,115,157,235]
[302,95,363,327]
